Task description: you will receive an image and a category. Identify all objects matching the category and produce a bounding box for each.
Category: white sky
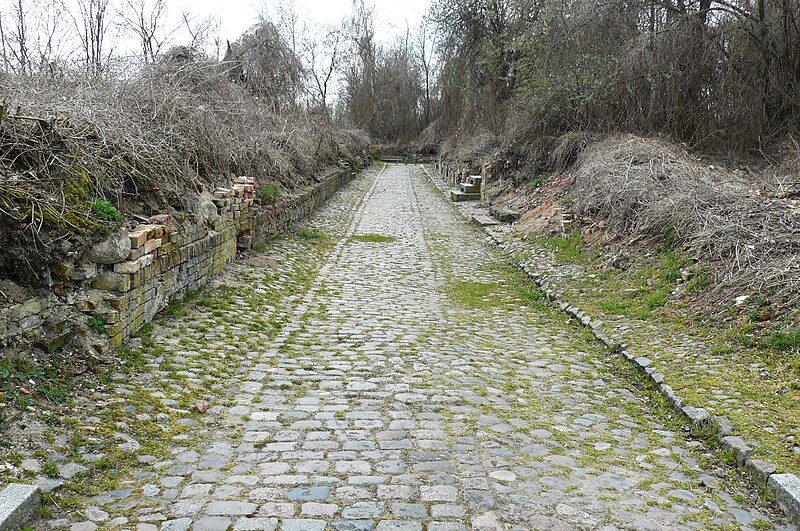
[172,0,431,50]
[0,0,431,66]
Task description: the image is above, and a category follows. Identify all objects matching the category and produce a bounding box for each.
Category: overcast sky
[167,0,432,51]
[0,0,432,67]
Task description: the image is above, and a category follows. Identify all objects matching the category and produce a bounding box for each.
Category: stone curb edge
[420,163,800,527]
[0,483,41,531]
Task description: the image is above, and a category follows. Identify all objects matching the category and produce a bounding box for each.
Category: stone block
[489,205,520,222]
[129,229,149,248]
[147,225,164,239]
[74,299,96,313]
[148,214,171,225]
[129,247,144,260]
[71,263,97,281]
[144,238,162,254]
[450,190,480,202]
[114,259,143,275]
[720,436,751,466]
[746,458,778,485]
[86,231,130,264]
[712,416,734,438]
[105,296,127,310]
[0,483,41,531]
[471,214,499,227]
[681,406,709,426]
[767,474,800,525]
[92,273,131,292]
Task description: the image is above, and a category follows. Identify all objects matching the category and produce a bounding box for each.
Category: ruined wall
[0,169,356,350]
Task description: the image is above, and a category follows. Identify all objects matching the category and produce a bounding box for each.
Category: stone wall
[0,169,356,350]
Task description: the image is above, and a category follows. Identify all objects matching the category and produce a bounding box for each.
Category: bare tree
[0,0,68,74]
[279,0,302,55]
[342,0,377,131]
[304,27,343,115]
[33,0,69,71]
[414,18,436,127]
[74,0,114,74]
[118,0,171,64]
[0,0,31,74]
[181,12,218,53]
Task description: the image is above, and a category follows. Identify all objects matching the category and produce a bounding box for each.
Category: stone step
[472,214,500,227]
[450,190,480,202]
[490,205,520,222]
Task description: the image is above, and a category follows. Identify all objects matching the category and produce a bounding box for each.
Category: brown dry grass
[570,135,800,302]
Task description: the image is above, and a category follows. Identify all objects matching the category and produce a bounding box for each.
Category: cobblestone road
[52,165,787,530]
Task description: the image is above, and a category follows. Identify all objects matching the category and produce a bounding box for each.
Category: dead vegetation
[568,135,800,303]
[0,57,369,287]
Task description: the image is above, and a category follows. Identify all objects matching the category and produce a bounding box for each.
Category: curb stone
[0,484,41,531]
[420,163,800,527]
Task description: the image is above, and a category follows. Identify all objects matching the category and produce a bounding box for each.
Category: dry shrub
[0,61,369,287]
[768,136,800,196]
[440,131,500,172]
[571,135,800,299]
[548,132,595,173]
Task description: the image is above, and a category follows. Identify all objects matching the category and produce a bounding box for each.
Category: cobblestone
[37,165,791,530]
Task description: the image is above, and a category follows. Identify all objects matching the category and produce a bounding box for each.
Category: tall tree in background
[74,0,114,74]
[0,0,31,74]
[342,0,377,134]
[304,27,343,116]
[414,18,436,128]
[372,33,424,142]
[429,0,800,152]
[0,0,71,74]
[118,0,170,64]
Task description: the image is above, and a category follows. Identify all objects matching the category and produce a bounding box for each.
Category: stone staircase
[450,175,482,202]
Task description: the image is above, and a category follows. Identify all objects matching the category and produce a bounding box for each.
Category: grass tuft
[351,233,397,243]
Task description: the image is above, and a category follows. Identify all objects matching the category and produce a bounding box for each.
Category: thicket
[429,0,800,155]
[0,20,369,288]
[339,2,437,145]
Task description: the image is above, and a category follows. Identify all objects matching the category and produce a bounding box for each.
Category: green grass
[760,329,800,353]
[351,233,397,243]
[518,288,546,304]
[296,229,325,240]
[91,199,122,222]
[0,354,71,408]
[87,315,106,334]
[42,462,59,478]
[685,271,710,294]
[546,232,594,264]
[162,289,201,318]
[521,231,800,476]
[582,250,687,319]
[529,172,553,188]
[446,263,551,312]
[258,185,282,202]
[448,281,498,308]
